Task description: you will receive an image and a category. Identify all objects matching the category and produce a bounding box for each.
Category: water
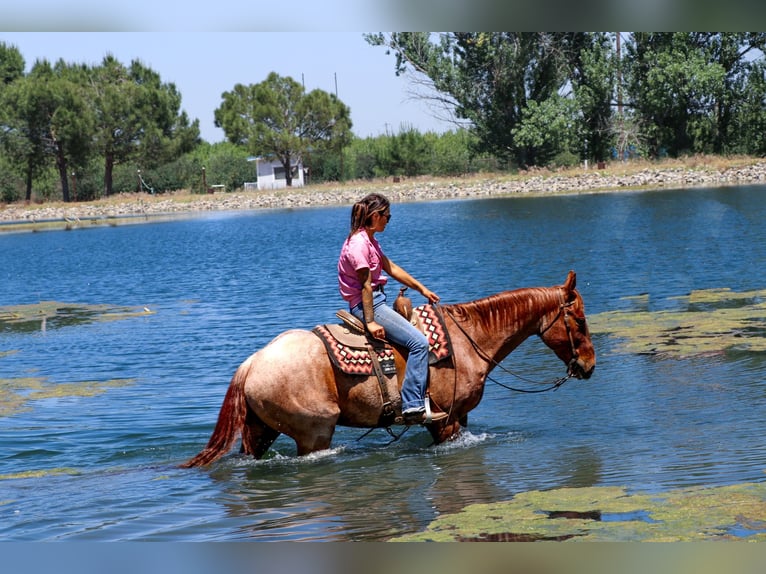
[2,185,766,541]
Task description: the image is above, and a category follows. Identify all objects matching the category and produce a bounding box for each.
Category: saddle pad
[312,304,452,377]
[413,304,453,364]
[312,324,397,376]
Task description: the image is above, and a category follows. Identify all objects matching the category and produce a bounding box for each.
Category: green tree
[214,72,352,186]
[511,95,581,167]
[0,74,44,201]
[0,43,31,200]
[366,32,609,168]
[705,33,766,154]
[2,59,93,202]
[623,33,766,157]
[733,59,766,155]
[90,56,200,197]
[570,33,616,163]
[0,41,24,87]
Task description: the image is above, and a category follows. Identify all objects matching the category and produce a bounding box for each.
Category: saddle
[312,305,452,377]
[311,304,453,425]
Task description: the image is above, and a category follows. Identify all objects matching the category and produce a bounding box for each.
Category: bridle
[442,297,581,394]
[539,298,581,379]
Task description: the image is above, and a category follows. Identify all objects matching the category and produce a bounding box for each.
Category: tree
[704,33,766,154]
[570,33,616,163]
[1,59,93,202]
[623,33,766,158]
[0,43,29,200]
[215,72,352,186]
[0,42,24,87]
[90,56,200,197]
[732,59,766,155]
[366,32,609,168]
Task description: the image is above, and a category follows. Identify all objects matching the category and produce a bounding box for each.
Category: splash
[433,431,493,453]
[588,287,766,358]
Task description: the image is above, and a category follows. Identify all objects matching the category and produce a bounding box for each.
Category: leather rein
[441,298,579,394]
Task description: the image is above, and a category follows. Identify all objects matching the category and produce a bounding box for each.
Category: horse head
[538,271,596,380]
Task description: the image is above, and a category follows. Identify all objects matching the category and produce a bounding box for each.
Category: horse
[181,271,595,468]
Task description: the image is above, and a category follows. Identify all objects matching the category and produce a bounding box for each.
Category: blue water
[2,185,766,540]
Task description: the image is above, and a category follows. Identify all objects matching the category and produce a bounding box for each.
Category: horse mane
[444,286,562,335]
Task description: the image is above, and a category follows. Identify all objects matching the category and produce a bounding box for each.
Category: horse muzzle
[568,356,595,380]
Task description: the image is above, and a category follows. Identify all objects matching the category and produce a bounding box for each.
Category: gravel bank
[2,161,766,227]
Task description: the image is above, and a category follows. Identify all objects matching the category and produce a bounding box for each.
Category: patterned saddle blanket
[312,304,453,377]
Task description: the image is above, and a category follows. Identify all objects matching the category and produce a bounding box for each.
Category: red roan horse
[182,271,595,467]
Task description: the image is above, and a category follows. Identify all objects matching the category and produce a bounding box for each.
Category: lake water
[2,185,766,541]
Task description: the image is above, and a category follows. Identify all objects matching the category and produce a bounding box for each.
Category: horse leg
[427,419,463,445]
[293,421,337,456]
[243,330,343,458]
[240,408,281,460]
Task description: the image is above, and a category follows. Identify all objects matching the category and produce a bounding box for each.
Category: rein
[442,301,577,394]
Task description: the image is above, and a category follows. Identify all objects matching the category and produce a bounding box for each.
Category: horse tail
[180,361,251,468]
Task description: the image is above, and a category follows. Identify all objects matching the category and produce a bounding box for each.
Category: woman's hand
[421,287,440,305]
[367,320,386,340]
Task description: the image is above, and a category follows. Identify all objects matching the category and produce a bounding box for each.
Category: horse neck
[446,286,563,364]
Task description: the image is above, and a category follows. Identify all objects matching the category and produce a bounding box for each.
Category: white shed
[251,157,305,190]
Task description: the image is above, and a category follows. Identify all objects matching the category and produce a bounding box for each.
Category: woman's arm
[356,266,386,339]
[382,256,440,304]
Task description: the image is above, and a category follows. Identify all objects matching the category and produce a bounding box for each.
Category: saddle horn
[393,286,413,321]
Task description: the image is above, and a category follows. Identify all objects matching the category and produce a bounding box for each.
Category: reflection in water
[557,446,603,489]
[0,301,153,334]
[199,432,606,540]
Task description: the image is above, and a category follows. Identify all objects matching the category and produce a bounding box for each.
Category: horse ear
[564,270,577,300]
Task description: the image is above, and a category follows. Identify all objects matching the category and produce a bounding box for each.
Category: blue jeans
[351,290,430,412]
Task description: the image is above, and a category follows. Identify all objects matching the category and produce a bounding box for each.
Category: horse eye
[574,317,587,328]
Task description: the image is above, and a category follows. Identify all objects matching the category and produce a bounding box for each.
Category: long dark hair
[348,193,390,238]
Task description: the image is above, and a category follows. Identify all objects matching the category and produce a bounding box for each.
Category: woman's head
[349,193,390,237]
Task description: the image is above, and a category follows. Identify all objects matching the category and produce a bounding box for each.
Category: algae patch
[392,482,766,542]
[588,287,766,358]
[0,301,154,334]
[0,376,135,417]
[0,467,81,481]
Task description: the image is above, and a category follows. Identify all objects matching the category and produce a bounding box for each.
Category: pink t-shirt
[338,229,388,307]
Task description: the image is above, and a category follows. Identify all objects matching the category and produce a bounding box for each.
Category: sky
[0,32,456,144]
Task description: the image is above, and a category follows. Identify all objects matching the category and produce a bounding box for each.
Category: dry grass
[3,154,765,216]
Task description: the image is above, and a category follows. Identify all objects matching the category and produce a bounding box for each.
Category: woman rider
[337,193,447,425]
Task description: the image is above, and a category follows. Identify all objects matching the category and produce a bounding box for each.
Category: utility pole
[616,32,623,116]
[335,72,344,182]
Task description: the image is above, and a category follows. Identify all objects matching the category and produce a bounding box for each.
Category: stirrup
[424,397,434,423]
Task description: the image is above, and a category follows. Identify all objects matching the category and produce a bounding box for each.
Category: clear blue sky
[0,32,455,143]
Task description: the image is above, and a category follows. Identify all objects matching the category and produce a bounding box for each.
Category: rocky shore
[2,160,766,230]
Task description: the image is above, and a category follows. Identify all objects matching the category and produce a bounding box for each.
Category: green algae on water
[0,376,135,417]
[392,482,766,542]
[0,467,81,481]
[0,301,154,334]
[588,287,766,358]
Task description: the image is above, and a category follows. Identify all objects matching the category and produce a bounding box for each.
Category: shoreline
[2,159,766,233]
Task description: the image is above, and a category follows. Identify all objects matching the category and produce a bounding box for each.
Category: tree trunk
[25,162,33,202]
[55,142,70,203]
[284,154,292,187]
[104,152,114,196]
